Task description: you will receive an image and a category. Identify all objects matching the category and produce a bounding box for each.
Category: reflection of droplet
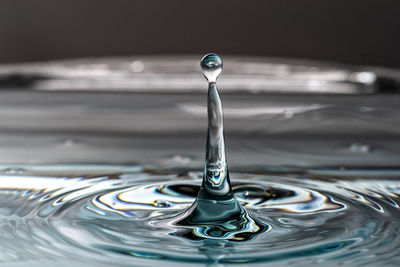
[278,218,291,224]
[130,60,145,73]
[354,72,376,84]
[167,154,193,165]
[4,168,25,175]
[188,171,203,179]
[154,200,171,208]
[62,139,77,147]
[283,110,294,119]
[360,106,374,112]
[350,143,371,153]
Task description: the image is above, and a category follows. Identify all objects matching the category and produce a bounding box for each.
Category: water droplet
[200,53,223,83]
[201,53,230,198]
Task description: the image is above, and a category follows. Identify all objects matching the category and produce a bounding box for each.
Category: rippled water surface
[0,57,400,266]
[0,90,399,266]
[1,165,400,266]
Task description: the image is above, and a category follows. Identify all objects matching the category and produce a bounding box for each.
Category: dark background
[1,0,399,67]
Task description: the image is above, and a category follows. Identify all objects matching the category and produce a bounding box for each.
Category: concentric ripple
[0,166,400,266]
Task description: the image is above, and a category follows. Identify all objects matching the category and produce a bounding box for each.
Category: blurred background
[1,0,399,67]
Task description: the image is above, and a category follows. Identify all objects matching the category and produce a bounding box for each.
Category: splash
[171,54,267,240]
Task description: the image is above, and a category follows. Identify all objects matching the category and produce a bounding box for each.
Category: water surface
[1,165,400,266]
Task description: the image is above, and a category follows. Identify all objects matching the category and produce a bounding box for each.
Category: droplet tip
[200,53,223,83]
